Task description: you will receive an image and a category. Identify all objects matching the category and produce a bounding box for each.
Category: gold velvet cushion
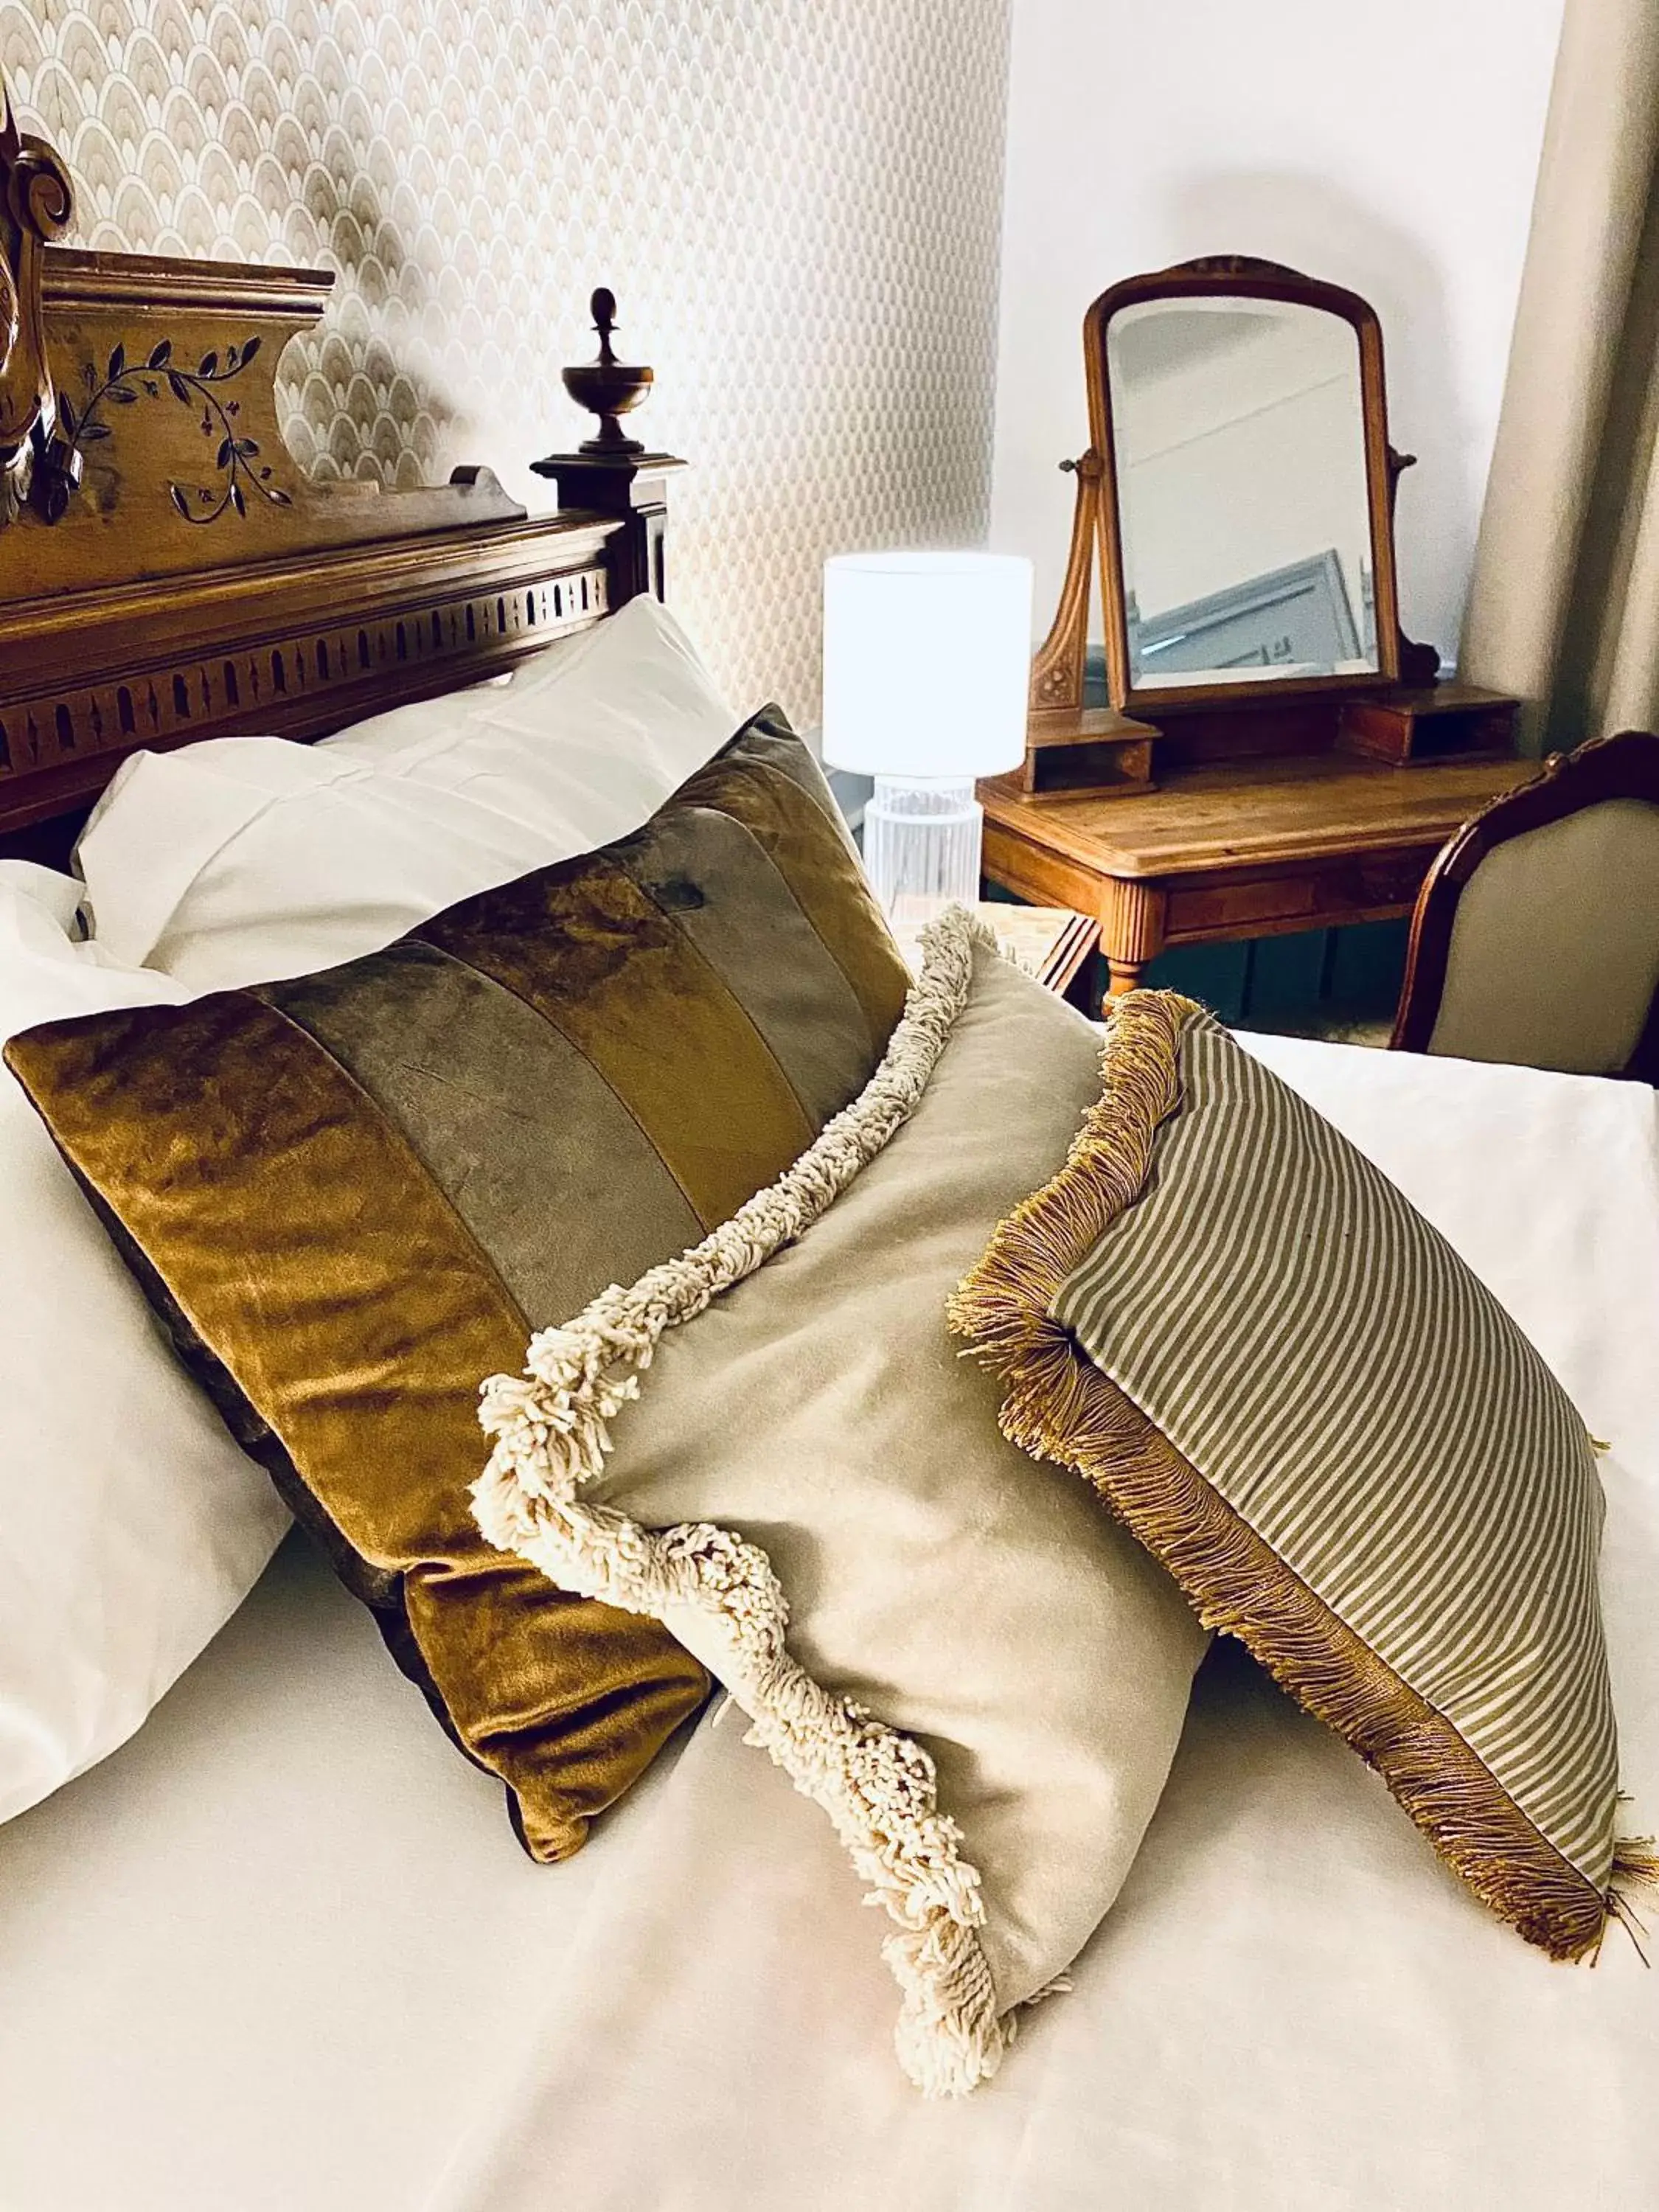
[6,709,909,1863]
[950,989,1638,1960]
[473,912,1208,2096]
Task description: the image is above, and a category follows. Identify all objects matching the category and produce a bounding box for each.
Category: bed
[2,111,1655,2212]
[0,1037,1652,2212]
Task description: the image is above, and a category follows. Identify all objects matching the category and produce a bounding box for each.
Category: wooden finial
[1,71,77,518]
[561,285,653,455]
[591,286,619,367]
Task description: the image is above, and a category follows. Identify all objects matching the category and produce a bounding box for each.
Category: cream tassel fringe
[479,905,996,1506]
[473,905,1010,2096]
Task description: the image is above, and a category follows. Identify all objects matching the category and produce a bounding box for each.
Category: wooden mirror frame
[1082,257,1402,716]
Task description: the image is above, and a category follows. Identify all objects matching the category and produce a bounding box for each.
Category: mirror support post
[1386,445,1444,685]
[1020,446,1163,797]
[1029,448,1105,717]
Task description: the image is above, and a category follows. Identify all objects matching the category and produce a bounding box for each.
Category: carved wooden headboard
[0,79,681,860]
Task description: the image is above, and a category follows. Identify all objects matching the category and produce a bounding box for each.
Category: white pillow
[78,596,740,992]
[0,862,291,1826]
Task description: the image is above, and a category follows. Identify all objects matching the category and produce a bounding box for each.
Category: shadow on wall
[1161,169,1475,667]
[279,163,456,491]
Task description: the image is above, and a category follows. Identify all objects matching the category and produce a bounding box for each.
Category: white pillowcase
[78,596,740,992]
[0,863,291,1826]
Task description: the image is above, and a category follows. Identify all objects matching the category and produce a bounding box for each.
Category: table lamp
[822,550,1033,918]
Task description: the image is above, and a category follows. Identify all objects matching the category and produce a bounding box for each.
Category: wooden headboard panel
[0,82,678,855]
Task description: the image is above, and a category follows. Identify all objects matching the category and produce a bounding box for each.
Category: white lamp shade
[821,550,1033,779]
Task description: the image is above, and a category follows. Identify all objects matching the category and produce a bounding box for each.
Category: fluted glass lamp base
[862,776,982,923]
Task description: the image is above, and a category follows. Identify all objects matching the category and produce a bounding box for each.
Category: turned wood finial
[1,72,76,515]
[562,285,653,456]
[591,286,619,366]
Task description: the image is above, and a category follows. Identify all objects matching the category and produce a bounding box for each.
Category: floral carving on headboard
[59,335,292,526]
[1,77,292,530]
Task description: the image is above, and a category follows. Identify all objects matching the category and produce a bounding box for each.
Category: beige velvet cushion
[473,915,1206,2096]
[1430,797,1659,1071]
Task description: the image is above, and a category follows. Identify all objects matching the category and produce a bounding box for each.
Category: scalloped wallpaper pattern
[0,1,1011,721]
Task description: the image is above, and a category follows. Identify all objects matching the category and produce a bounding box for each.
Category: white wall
[990,0,1566,668]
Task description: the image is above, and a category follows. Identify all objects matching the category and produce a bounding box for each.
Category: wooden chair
[1391,729,1659,1079]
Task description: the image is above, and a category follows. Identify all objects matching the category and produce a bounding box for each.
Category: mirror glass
[1105,296,1377,691]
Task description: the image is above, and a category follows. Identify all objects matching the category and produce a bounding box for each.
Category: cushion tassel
[1602,1835,1659,1964]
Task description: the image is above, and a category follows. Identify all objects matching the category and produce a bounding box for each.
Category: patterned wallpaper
[0,1,1012,722]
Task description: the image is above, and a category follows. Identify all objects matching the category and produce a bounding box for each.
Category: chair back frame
[1391,728,1659,1080]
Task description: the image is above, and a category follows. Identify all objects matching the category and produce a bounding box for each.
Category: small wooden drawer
[1168,876,1318,937]
[1338,685,1520,765]
[1166,849,1430,945]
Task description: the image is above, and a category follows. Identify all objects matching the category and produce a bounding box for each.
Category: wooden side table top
[980,751,1539,998]
[890,900,1101,998]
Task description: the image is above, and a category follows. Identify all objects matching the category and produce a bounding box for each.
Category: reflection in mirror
[1107,297,1377,690]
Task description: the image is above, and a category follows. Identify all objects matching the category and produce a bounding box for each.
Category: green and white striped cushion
[952,991,1627,1958]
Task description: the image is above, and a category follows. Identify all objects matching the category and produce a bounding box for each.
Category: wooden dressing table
[982,745,1533,998]
[992,258,1527,1004]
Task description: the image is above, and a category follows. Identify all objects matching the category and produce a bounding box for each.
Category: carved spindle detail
[0,561,612,796]
[1385,443,1441,684]
[0,73,75,521]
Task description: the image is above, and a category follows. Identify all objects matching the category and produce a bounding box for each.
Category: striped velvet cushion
[7,708,911,1863]
[952,990,1630,1958]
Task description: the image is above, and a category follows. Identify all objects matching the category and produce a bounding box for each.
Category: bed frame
[0,80,678,864]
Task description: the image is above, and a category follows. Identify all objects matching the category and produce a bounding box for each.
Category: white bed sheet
[436,1040,1659,2212]
[1,1038,1655,2212]
[0,1531,689,2212]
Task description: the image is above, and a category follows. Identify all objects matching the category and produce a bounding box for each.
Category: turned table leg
[1099,879,1167,1007]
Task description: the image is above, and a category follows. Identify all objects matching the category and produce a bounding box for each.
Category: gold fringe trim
[1606,1835,1659,1964]
[947,990,1614,1964]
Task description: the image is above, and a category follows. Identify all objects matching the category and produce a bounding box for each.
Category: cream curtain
[1461,0,1659,752]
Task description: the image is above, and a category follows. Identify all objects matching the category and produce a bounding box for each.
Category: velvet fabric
[7,710,908,1859]
[563,942,1208,2023]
